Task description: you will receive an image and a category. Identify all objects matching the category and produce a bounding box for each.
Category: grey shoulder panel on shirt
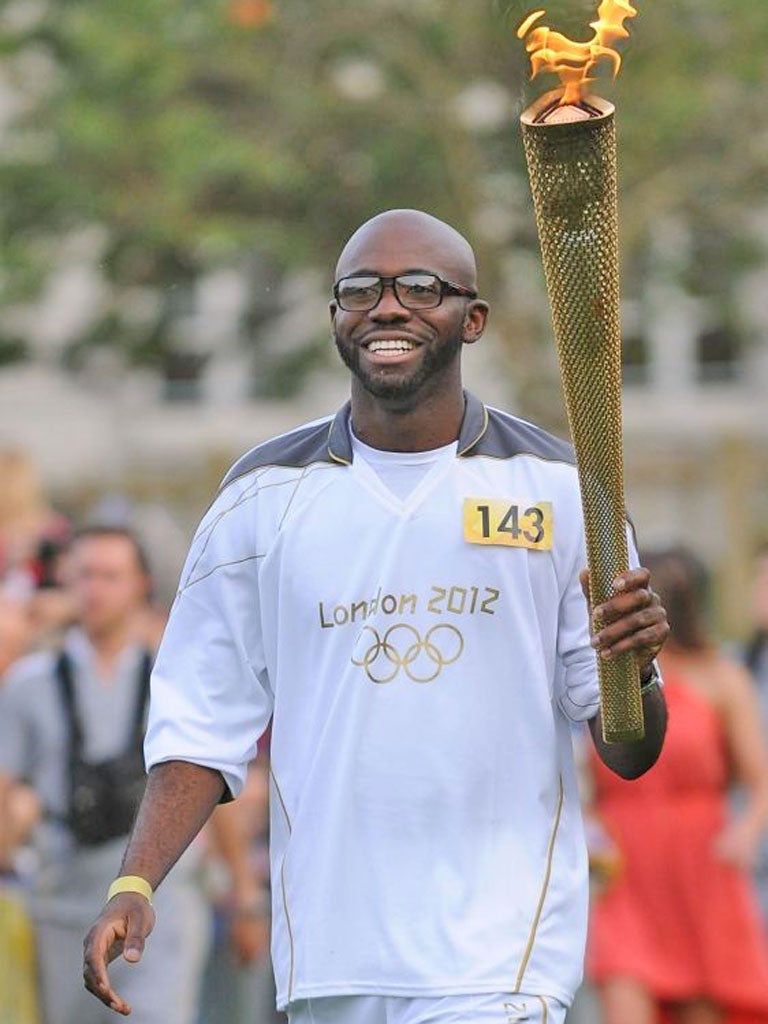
[220,416,339,490]
[468,406,576,465]
[218,397,574,489]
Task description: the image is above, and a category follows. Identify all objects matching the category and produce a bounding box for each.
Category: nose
[369,282,412,321]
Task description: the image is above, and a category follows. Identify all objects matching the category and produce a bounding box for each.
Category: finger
[592,604,665,648]
[588,568,656,624]
[594,607,668,650]
[593,589,663,626]
[83,926,132,1016]
[611,567,651,593]
[596,621,670,660]
[592,588,658,627]
[579,568,591,604]
[123,908,152,964]
[82,924,117,995]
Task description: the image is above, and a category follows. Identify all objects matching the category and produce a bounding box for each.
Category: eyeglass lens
[337,274,443,311]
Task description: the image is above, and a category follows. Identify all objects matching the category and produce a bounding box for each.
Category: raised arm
[82,760,225,1015]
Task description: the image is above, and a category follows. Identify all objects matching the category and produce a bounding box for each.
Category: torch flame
[517,0,638,107]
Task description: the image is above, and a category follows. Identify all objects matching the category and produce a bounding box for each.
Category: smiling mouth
[365,339,419,356]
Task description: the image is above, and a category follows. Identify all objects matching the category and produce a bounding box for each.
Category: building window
[163,352,209,402]
[696,324,742,383]
[622,333,649,386]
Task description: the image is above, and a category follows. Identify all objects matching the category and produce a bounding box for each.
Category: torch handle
[597,652,643,742]
[586,516,644,743]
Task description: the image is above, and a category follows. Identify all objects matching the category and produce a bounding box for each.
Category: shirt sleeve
[144,482,274,799]
[0,656,43,781]
[555,524,641,723]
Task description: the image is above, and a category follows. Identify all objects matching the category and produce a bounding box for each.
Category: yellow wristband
[107,875,153,905]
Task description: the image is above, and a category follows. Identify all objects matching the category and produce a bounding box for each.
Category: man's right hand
[81,761,228,1013]
[82,893,155,1016]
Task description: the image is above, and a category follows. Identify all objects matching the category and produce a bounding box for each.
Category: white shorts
[287,993,567,1024]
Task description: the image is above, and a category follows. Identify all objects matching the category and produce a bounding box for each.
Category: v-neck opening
[350,435,458,518]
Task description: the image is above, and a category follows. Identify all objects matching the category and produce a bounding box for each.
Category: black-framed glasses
[333,273,478,312]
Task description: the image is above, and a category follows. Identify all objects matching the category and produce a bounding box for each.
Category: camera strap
[55,647,152,762]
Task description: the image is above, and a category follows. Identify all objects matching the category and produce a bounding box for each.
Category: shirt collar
[326,390,489,465]
[63,625,144,677]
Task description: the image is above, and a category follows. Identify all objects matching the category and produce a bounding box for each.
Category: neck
[350,380,465,453]
[84,619,136,668]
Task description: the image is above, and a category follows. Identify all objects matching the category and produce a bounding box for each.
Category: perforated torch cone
[521,88,644,743]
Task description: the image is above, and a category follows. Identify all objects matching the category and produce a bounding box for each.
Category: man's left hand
[580,567,669,677]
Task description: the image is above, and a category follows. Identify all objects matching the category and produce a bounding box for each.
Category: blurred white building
[1,254,766,632]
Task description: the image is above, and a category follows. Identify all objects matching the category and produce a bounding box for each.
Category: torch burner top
[539,102,597,124]
[521,90,613,130]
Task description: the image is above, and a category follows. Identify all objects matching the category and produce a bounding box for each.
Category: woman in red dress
[587,547,768,1024]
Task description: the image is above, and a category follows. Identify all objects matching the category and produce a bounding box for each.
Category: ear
[329,301,337,326]
[463,300,489,345]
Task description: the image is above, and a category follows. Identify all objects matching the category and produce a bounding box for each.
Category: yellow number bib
[463,499,553,550]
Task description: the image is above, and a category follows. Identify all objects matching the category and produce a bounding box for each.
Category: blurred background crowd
[1,0,767,1022]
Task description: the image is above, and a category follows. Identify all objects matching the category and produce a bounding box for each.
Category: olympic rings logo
[351,623,465,684]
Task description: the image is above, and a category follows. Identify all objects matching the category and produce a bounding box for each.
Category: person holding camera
[0,526,210,1024]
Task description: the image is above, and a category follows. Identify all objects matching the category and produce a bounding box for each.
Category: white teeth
[368,340,415,354]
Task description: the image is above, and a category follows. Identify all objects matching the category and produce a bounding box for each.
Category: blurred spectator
[0,595,33,677]
[0,448,71,599]
[0,448,74,663]
[0,526,210,1024]
[745,543,768,922]
[746,541,768,710]
[586,547,768,1024]
[0,779,42,1023]
[0,870,41,1024]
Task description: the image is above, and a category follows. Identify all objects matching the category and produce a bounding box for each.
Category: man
[84,210,669,1024]
[0,527,210,1024]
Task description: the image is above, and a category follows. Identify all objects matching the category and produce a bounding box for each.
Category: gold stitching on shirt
[178,554,265,595]
[278,467,308,531]
[328,448,352,466]
[270,768,295,1000]
[187,466,330,587]
[457,403,490,457]
[327,416,352,465]
[280,858,295,1001]
[221,459,336,494]
[463,451,577,469]
[513,774,565,992]
[270,767,292,834]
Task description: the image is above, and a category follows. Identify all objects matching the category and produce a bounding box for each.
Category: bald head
[335,209,478,290]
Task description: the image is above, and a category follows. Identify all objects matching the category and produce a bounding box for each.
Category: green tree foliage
[0,0,766,406]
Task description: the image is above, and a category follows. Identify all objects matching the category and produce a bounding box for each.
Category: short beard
[333,326,464,402]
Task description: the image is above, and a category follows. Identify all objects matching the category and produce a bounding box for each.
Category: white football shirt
[145,392,629,1009]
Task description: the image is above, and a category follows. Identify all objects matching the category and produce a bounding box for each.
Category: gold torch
[517,1,643,742]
